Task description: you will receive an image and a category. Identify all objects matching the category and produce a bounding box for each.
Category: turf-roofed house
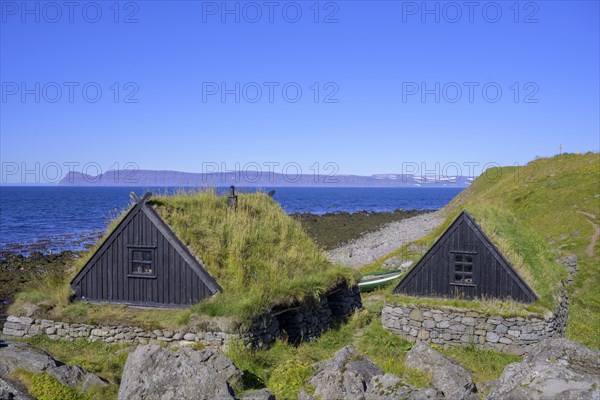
[67,189,360,346]
[70,192,222,307]
[393,210,537,303]
[380,155,597,354]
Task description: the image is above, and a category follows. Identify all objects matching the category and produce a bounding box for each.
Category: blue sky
[1,1,598,183]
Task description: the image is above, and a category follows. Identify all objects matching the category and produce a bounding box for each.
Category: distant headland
[58,170,473,187]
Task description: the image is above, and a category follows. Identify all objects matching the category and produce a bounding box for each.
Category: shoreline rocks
[328,211,444,269]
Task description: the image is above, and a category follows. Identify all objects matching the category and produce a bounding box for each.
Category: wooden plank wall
[75,208,212,306]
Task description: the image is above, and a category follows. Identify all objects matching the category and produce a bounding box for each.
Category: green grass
[24,336,130,384]
[10,189,359,326]
[12,371,84,400]
[365,153,600,348]
[438,346,521,381]
[437,346,521,398]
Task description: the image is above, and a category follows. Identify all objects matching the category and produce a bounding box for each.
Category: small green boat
[358,270,403,292]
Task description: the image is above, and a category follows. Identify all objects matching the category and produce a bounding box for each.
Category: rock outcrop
[523,338,600,375]
[0,378,35,400]
[0,340,107,391]
[487,339,600,400]
[305,345,443,400]
[117,345,243,400]
[405,341,478,400]
[308,345,384,399]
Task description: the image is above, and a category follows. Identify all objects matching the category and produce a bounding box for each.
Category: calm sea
[0,186,462,253]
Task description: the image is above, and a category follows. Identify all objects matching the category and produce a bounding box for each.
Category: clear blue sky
[1,1,598,183]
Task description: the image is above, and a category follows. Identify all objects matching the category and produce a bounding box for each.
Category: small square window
[130,248,154,275]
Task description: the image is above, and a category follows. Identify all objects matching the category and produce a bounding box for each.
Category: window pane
[132,250,142,261]
[455,264,463,272]
[132,261,144,273]
[466,255,473,263]
[455,274,463,282]
[456,255,463,262]
[142,251,152,261]
[143,264,153,274]
[464,265,472,272]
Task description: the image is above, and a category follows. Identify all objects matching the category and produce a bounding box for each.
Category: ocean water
[0,186,462,253]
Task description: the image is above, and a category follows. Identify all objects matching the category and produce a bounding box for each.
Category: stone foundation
[382,287,568,355]
[2,284,362,349]
[242,284,362,348]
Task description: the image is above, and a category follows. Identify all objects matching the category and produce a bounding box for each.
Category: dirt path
[327,211,445,269]
[577,210,599,257]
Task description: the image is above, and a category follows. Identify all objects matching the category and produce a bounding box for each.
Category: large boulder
[0,378,35,400]
[306,346,442,400]
[0,340,107,390]
[487,361,600,399]
[524,338,600,375]
[405,341,478,400]
[488,339,600,400]
[308,345,383,400]
[0,341,56,377]
[117,344,242,400]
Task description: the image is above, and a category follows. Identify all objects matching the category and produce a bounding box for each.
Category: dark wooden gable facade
[394,211,537,303]
[70,193,222,307]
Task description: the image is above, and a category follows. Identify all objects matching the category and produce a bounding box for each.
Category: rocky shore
[0,251,76,315]
[327,211,445,268]
[293,209,434,250]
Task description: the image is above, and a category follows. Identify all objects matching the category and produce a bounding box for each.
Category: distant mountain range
[58,170,474,187]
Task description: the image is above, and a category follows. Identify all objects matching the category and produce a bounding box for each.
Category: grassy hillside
[377,153,600,348]
[10,190,358,325]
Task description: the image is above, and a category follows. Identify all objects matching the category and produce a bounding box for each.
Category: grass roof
[377,153,599,328]
[147,190,358,319]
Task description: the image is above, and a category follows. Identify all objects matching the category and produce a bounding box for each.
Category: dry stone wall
[2,315,238,348]
[2,284,362,349]
[382,286,568,356]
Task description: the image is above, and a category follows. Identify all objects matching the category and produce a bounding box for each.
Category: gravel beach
[327,211,445,269]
